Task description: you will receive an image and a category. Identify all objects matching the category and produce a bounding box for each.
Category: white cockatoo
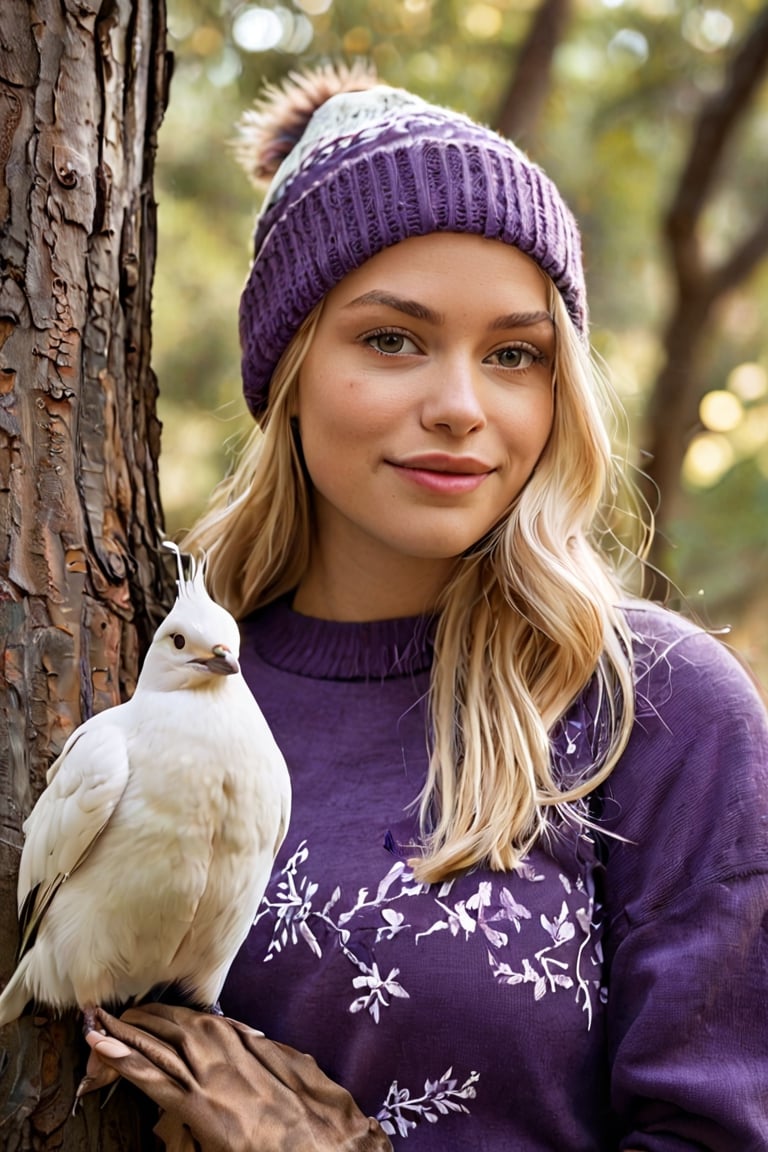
[0,547,291,1037]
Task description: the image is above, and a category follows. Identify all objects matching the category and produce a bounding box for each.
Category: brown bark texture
[0,0,173,1146]
[643,6,768,588]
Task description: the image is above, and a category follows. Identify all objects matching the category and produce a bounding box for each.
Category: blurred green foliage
[154,0,768,679]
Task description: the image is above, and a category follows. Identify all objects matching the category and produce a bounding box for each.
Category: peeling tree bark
[0,1,172,1146]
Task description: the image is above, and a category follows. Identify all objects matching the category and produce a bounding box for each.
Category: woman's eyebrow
[343,291,443,324]
[342,292,553,333]
[490,311,553,330]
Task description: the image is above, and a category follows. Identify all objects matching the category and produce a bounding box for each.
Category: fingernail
[93,1037,132,1059]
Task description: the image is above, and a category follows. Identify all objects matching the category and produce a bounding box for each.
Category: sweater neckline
[242,594,436,680]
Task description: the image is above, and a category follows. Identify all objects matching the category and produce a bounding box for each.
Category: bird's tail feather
[0,957,32,1028]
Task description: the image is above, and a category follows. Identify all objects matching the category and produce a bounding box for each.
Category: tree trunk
[642,6,768,589]
[495,0,573,144]
[0,0,172,1146]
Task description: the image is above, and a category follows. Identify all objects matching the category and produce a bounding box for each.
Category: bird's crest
[164,541,210,603]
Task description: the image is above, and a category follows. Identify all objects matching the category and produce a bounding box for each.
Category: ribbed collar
[241,594,436,681]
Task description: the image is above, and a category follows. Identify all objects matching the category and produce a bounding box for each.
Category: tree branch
[665,5,768,269]
[711,207,768,298]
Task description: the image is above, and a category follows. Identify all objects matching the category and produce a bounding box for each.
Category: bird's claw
[73,1066,122,1112]
[72,1075,93,1112]
[73,1021,123,1112]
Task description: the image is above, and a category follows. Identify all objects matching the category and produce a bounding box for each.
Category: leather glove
[83,1003,392,1152]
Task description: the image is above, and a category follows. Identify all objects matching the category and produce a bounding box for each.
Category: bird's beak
[202,645,240,676]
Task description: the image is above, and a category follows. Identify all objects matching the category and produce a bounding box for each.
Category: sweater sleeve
[599,608,768,1151]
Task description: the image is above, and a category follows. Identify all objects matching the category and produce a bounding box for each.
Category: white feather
[0,556,290,1023]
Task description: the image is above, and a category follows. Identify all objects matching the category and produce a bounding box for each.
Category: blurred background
[153,0,768,682]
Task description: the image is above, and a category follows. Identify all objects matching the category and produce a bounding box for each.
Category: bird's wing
[16,720,131,962]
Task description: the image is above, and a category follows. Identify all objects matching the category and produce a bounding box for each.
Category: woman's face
[295,232,556,615]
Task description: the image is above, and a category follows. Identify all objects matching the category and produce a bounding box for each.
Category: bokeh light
[232,7,283,51]
[728,362,768,402]
[682,7,734,52]
[683,433,734,488]
[463,3,503,39]
[699,389,743,433]
[608,28,650,67]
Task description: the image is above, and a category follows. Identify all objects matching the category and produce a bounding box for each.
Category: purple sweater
[222,598,768,1150]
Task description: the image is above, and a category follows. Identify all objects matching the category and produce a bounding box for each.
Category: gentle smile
[389,459,493,495]
[392,453,493,473]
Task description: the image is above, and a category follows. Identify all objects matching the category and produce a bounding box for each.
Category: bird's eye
[172,634,186,650]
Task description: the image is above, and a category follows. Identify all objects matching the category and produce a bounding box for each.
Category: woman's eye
[365,331,418,356]
[172,633,186,650]
[489,346,537,370]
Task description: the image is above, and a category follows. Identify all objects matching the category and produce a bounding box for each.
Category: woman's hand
[83,1002,392,1152]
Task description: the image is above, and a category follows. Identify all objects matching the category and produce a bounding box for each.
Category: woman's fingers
[95,1006,190,1079]
[86,1033,133,1060]
[84,1009,193,1105]
[98,1002,189,1048]
[79,1007,393,1152]
[117,1001,192,1034]
[75,1036,124,1100]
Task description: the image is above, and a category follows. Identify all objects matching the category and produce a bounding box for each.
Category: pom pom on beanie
[236,61,380,182]
[237,65,587,421]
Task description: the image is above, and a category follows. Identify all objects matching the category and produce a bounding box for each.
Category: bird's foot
[81,1003,101,1038]
[73,1061,122,1109]
[73,1004,121,1109]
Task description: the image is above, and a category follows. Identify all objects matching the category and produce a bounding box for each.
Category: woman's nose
[420,359,487,436]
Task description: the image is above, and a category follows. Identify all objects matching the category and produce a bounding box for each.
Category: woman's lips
[389,462,491,494]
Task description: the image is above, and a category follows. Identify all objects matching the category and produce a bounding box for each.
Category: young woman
[85,66,768,1151]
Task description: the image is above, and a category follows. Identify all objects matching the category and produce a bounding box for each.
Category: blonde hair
[184,283,644,884]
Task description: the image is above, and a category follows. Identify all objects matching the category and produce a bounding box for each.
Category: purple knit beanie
[238,66,587,421]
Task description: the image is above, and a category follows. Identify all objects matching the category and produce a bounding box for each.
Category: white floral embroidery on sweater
[253,839,602,1135]
[256,842,600,1022]
[376,1067,480,1139]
